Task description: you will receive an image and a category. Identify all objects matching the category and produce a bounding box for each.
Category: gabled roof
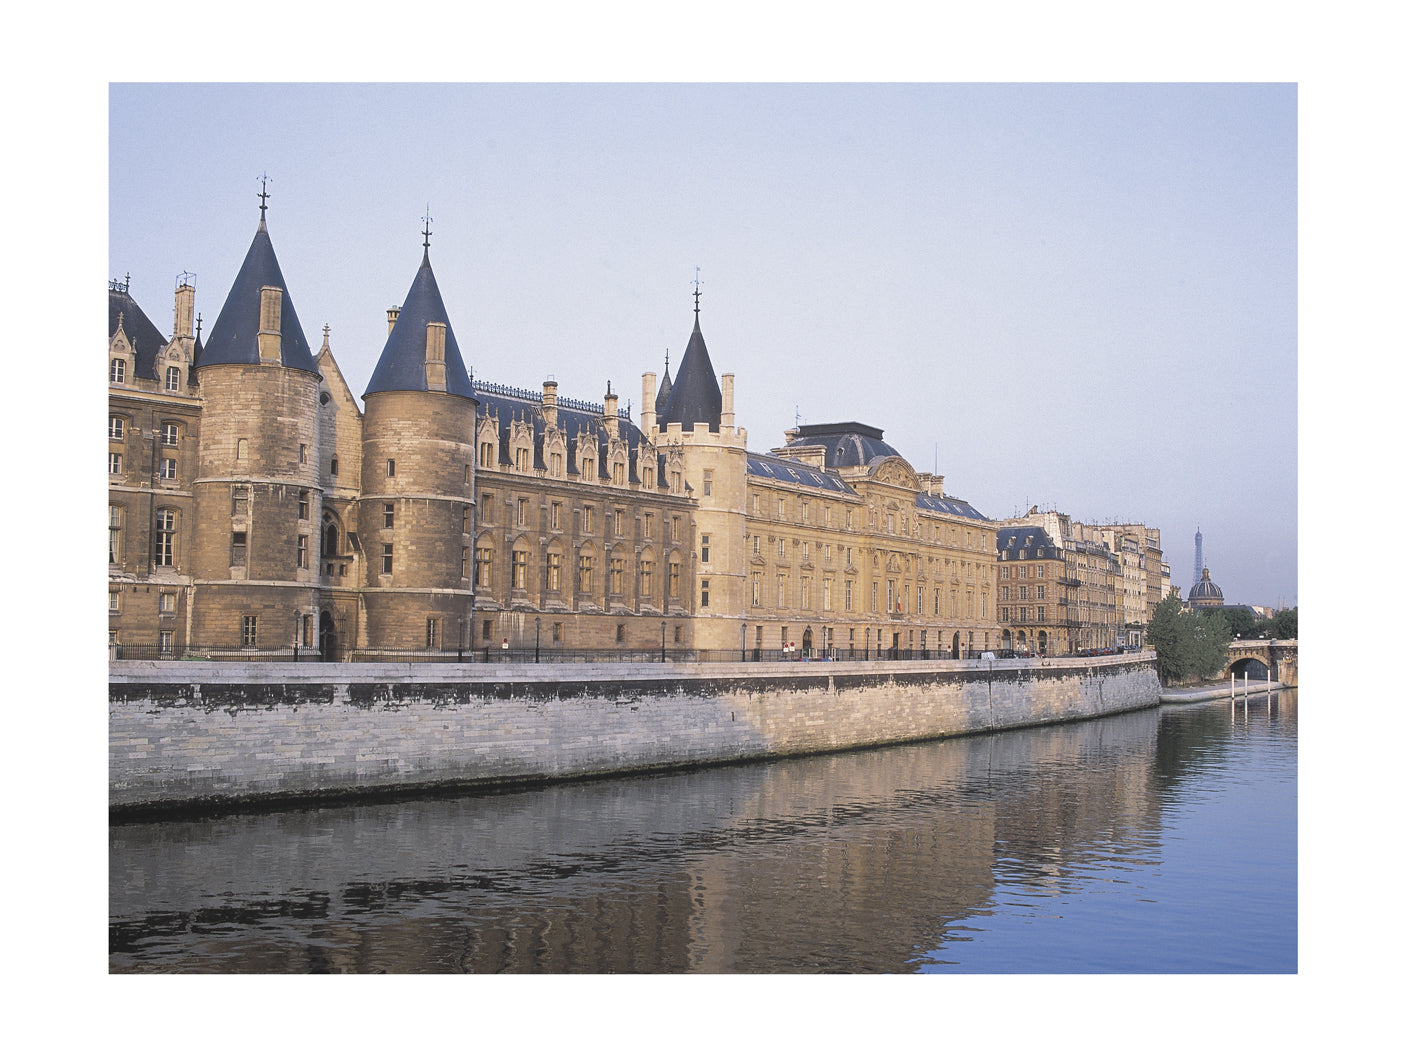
[363,249,475,400]
[659,312,721,432]
[194,216,318,374]
[108,283,168,381]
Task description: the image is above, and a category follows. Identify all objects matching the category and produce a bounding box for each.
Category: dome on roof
[786,422,900,468]
[1188,567,1224,606]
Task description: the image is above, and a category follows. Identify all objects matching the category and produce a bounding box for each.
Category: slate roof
[917,492,989,522]
[363,249,475,400]
[108,283,168,381]
[746,452,856,495]
[785,422,902,468]
[997,525,1061,559]
[659,312,722,432]
[473,381,660,487]
[195,217,319,374]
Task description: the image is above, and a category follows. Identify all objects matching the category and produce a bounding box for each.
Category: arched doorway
[801,627,814,658]
[319,611,337,661]
[952,631,960,659]
[1038,631,1048,655]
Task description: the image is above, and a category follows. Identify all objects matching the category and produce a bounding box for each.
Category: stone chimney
[641,372,657,435]
[721,372,734,428]
[603,381,619,440]
[173,282,195,342]
[387,306,401,335]
[542,378,559,429]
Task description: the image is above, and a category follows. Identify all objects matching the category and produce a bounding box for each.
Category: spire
[421,205,432,264]
[655,348,673,419]
[257,173,271,231]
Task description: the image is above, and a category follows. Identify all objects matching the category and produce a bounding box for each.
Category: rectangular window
[752,535,761,556]
[845,581,854,612]
[672,515,681,541]
[108,505,123,564]
[231,530,247,565]
[297,535,308,568]
[241,615,257,648]
[777,538,785,559]
[462,506,471,534]
[154,509,175,566]
[159,457,177,480]
[109,590,121,613]
[752,493,760,514]
[550,502,561,530]
[462,547,470,580]
[331,457,339,476]
[547,553,561,591]
[701,535,710,564]
[579,554,593,593]
[517,499,528,526]
[669,562,680,597]
[108,415,124,440]
[802,501,809,522]
[476,547,493,586]
[639,558,654,593]
[802,542,810,563]
[513,550,528,590]
[553,622,563,642]
[382,543,393,574]
[464,463,471,484]
[614,509,624,536]
[159,630,174,655]
[610,557,625,595]
[108,452,122,475]
[701,580,710,608]
[824,544,832,565]
[383,503,395,529]
[232,486,248,515]
[165,366,180,392]
[426,617,440,649]
[299,443,308,464]
[386,459,395,478]
[298,490,310,520]
[616,623,626,643]
[752,571,761,606]
[702,470,713,497]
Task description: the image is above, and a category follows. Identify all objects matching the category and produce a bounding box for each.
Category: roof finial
[665,349,670,373]
[257,173,271,226]
[323,323,330,344]
[195,313,203,342]
[422,205,433,253]
[693,266,702,316]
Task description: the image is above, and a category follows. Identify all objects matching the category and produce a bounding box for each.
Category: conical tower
[357,219,479,652]
[647,279,748,648]
[189,185,323,652]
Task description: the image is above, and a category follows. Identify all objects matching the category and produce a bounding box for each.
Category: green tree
[1147,591,1189,685]
[1272,607,1298,639]
[1221,606,1262,640]
[1147,592,1235,686]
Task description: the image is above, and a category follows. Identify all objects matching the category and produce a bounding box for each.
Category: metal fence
[110,641,1140,665]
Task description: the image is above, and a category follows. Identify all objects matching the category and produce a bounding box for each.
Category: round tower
[357,226,479,653]
[189,192,323,653]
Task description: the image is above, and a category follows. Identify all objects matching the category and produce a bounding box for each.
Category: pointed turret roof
[108,281,168,381]
[363,246,475,400]
[659,308,721,432]
[194,209,318,373]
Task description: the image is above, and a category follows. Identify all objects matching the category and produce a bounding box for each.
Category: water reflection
[110,689,1296,973]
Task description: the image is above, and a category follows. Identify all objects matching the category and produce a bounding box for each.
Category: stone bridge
[1226,640,1298,686]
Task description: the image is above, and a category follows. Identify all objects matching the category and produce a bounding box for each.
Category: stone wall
[110,653,1161,812]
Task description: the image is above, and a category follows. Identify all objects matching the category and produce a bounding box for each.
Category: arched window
[321,513,340,558]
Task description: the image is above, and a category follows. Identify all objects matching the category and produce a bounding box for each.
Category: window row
[474,547,684,599]
[108,360,184,391]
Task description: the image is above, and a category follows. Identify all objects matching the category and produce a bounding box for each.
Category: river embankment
[110,653,1162,816]
[1159,678,1288,703]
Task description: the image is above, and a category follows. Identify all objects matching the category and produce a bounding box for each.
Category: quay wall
[109,653,1161,812]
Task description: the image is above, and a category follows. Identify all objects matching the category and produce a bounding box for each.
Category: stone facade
[109,198,1164,662]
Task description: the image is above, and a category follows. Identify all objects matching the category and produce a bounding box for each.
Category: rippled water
[109,688,1296,973]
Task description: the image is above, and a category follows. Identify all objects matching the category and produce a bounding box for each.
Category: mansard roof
[194,216,318,373]
[474,380,660,487]
[997,525,1061,559]
[108,282,168,381]
[363,249,476,400]
[745,452,856,495]
[786,422,902,468]
[659,312,721,432]
[917,492,989,522]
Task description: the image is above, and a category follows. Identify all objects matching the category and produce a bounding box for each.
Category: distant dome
[1188,567,1224,607]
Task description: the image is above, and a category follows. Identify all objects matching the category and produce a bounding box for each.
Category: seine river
[109,688,1296,974]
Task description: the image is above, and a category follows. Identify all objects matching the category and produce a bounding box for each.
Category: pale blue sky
[110,83,1297,607]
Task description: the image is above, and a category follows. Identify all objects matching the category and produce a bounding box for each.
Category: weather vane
[257,173,272,220]
[693,266,702,314]
[422,204,433,251]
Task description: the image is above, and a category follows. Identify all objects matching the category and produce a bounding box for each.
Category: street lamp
[741,623,746,662]
[535,616,541,664]
[292,609,301,662]
[661,620,667,663]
